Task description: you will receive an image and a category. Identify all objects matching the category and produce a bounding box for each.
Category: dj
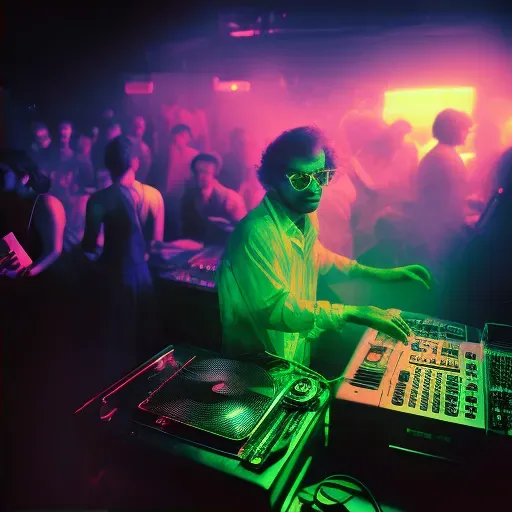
[217,126,432,365]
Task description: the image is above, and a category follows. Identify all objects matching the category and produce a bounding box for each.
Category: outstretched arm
[314,238,432,289]
[30,194,66,276]
[350,262,432,289]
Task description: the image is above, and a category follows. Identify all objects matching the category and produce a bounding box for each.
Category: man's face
[194,161,216,190]
[275,149,326,215]
[132,117,146,138]
[60,123,72,143]
[174,130,191,149]
[35,128,51,148]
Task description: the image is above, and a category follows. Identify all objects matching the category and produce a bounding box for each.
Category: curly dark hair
[104,135,135,180]
[257,126,336,190]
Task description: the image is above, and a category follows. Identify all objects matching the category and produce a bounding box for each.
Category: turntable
[76,345,329,510]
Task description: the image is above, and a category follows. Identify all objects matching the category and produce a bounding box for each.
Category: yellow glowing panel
[503,116,512,146]
[383,87,476,128]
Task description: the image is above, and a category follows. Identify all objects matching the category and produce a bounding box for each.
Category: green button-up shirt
[217,191,356,364]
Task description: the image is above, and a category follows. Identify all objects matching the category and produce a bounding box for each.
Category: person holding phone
[0,150,66,278]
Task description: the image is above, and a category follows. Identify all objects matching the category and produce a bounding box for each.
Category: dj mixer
[332,314,487,463]
[150,241,222,291]
[338,316,484,429]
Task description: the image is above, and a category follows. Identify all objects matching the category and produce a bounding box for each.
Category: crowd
[2,90,512,508]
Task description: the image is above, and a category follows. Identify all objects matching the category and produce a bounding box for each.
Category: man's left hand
[392,265,432,289]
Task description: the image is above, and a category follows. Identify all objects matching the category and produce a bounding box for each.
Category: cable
[316,482,355,510]
[312,474,383,512]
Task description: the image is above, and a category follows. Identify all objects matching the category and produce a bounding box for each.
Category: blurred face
[60,123,72,143]
[194,161,216,190]
[132,117,146,138]
[174,130,191,149]
[106,124,122,140]
[54,170,73,190]
[275,149,327,215]
[35,128,51,148]
[77,135,92,155]
[131,156,140,174]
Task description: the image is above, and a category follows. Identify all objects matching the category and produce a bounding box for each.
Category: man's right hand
[344,305,412,342]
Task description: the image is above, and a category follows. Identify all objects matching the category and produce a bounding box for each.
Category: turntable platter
[139,358,276,440]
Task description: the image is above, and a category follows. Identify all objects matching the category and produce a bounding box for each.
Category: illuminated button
[399,370,410,382]
[466,383,478,391]
[466,396,477,404]
[465,413,476,420]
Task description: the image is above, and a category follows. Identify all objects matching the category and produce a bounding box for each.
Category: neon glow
[230,29,260,38]
[383,87,476,161]
[383,87,476,126]
[124,81,154,95]
[213,77,251,93]
[138,356,197,413]
[74,349,175,414]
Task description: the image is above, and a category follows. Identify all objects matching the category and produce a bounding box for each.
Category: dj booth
[74,242,512,511]
[150,240,223,351]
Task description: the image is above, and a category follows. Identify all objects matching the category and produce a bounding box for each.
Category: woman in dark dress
[82,135,164,389]
[0,150,84,508]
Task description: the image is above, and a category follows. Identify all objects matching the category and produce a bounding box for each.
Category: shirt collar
[262,190,318,241]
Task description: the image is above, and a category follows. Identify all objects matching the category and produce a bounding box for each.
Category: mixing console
[337,316,485,429]
[150,241,223,291]
[482,323,512,435]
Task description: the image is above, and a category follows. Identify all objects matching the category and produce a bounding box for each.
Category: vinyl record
[139,358,276,440]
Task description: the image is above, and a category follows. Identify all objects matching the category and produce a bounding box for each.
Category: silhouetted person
[414,109,473,267]
[127,115,152,184]
[82,135,164,383]
[220,128,251,191]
